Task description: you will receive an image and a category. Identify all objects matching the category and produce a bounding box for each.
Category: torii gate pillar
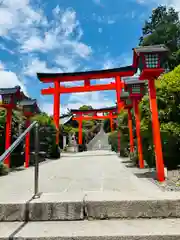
[133,99,144,168]
[4,108,12,167]
[79,117,83,145]
[128,109,134,153]
[53,80,60,144]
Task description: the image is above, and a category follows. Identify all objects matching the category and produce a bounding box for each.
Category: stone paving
[2,150,180,239]
[0,150,162,202]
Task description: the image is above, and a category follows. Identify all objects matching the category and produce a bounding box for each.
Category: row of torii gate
[1,44,168,182]
[37,44,168,182]
[70,106,118,144]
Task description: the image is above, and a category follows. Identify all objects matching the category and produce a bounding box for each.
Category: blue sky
[0,0,179,115]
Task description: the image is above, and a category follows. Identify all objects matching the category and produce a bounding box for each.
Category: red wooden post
[128,108,134,153]
[115,76,123,113]
[133,99,144,168]
[53,80,60,144]
[4,108,12,167]
[79,117,83,145]
[115,76,123,154]
[25,118,30,168]
[148,79,165,181]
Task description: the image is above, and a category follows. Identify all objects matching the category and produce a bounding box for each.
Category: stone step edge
[1,219,180,240]
[1,192,180,221]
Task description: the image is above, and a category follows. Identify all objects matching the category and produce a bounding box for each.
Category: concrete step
[1,191,180,221]
[1,219,180,240]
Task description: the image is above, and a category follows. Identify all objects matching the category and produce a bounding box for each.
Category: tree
[79,105,93,111]
[139,5,180,70]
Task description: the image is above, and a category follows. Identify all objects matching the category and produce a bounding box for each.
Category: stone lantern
[123,77,146,98]
[133,44,169,74]
[0,86,20,106]
[120,91,132,108]
[19,99,40,168]
[121,77,145,169]
[0,86,21,167]
[19,99,40,117]
[132,45,169,182]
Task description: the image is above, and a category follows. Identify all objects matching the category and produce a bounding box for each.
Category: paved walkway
[0,150,163,202]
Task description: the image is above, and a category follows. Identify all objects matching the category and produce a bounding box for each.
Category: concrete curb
[2,219,180,240]
[1,192,180,221]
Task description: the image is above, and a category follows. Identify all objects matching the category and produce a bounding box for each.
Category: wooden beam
[73,115,118,121]
[37,67,135,83]
[41,83,117,95]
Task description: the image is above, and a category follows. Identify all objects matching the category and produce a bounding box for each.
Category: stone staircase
[1,191,180,239]
[87,127,111,151]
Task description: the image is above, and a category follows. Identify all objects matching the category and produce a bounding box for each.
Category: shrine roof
[19,99,37,106]
[37,66,136,82]
[125,79,146,85]
[134,44,168,54]
[70,106,117,113]
[19,98,41,113]
[59,114,73,125]
[0,86,20,95]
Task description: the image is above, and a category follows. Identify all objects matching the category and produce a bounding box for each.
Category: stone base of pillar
[66,146,78,153]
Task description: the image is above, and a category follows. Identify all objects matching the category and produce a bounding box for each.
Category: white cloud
[0,43,15,55]
[1,2,92,82]
[0,69,27,94]
[0,61,5,70]
[0,0,43,37]
[92,0,104,7]
[98,28,103,33]
[19,7,92,60]
[68,92,114,109]
[24,58,61,77]
[55,56,79,73]
[41,91,114,116]
[41,102,67,116]
[136,0,180,11]
[97,53,133,83]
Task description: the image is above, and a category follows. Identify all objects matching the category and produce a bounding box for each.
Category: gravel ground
[154,169,180,192]
[120,158,180,192]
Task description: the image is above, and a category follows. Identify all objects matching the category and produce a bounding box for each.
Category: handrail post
[34,122,39,197]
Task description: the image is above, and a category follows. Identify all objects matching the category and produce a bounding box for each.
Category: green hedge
[108,131,129,157]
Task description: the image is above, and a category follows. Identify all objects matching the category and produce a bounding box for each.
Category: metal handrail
[0,121,40,196]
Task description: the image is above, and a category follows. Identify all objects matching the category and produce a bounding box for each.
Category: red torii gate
[37,44,168,182]
[37,66,136,145]
[70,106,118,145]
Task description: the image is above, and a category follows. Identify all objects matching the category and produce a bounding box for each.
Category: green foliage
[108,110,130,157]
[82,120,96,129]
[32,113,54,125]
[130,147,139,167]
[79,105,93,111]
[140,65,180,169]
[117,110,128,133]
[32,113,60,159]
[139,5,180,70]
[103,119,111,133]
[0,163,9,176]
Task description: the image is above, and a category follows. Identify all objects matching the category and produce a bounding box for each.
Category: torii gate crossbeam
[71,106,119,145]
[37,66,136,145]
